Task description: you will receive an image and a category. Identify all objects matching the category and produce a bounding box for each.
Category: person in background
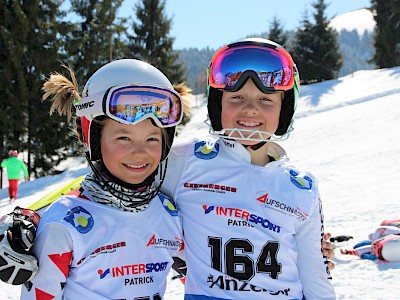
[340,219,400,261]
[1,150,29,202]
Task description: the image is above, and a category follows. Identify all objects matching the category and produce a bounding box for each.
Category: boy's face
[221,79,282,145]
[100,118,163,185]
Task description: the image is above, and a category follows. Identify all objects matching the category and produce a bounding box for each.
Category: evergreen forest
[0,0,399,178]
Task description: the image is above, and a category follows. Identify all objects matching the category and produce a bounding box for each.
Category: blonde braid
[173,83,192,116]
[42,63,85,143]
[42,63,80,121]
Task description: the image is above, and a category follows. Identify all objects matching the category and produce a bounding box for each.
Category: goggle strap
[221,70,284,93]
[75,93,103,118]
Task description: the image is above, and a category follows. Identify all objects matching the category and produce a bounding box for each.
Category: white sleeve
[21,223,73,300]
[158,141,189,200]
[295,195,336,300]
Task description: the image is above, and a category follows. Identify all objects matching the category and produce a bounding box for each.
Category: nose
[242,100,258,115]
[130,142,146,156]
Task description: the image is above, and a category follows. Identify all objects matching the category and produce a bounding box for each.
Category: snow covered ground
[1,66,400,299]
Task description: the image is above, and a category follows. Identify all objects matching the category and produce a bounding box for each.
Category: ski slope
[1,67,400,299]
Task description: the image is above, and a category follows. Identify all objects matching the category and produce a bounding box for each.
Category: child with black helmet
[160,38,336,299]
[18,59,190,299]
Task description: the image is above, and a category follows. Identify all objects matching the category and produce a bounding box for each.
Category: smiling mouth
[237,120,262,127]
[124,163,148,169]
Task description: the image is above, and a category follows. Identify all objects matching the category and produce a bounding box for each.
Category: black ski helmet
[207,38,299,138]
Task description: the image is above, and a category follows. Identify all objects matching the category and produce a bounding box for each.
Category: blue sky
[120,0,371,50]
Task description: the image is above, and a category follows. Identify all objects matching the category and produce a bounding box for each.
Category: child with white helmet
[18,59,190,299]
[160,38,336,299]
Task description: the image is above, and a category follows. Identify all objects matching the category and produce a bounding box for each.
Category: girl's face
[221,79,282,145]
[100,119,163,185]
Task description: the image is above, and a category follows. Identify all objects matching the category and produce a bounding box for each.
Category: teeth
[126,163,146,169]
[238,120,261,127]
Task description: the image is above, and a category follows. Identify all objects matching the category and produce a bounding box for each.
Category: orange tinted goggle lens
[106,85,182,128]
[209,45,294,91]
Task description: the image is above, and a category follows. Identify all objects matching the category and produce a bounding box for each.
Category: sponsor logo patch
[77,242,127,265]
[256,192,308,221]
[184,182,237,193]
[203,205,281,233]
[289,170,313,190]
[98,261,168,279]
[63,206,94,234]
[158,193,178,216]
[194,141,219,160]
[145,233,184,251]
[207,274,291,296]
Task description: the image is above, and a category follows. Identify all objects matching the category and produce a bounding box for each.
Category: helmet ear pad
[89,120,103,162]
[275,89,295,136]
[163,127,176,161]
[207,87,224,131]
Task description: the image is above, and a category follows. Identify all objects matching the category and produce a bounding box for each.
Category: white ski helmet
[76,59,182,162]
[207,38,299,141]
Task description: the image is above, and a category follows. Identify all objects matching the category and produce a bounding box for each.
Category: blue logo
[203,205,215,214]
[158,193,178,216]
[194,141,219,160]
[99,268,110,279]
[289,170,313,190]
[63,206,94,234]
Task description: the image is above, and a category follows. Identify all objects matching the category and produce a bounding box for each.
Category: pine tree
[371,0,400,68]
[129,0,186,85]
[292,0,342,83]
[68,0,127,83]
[291,11,317,83]
[268,16,288,47]
[178,47,214,94]
[0,0,75,177]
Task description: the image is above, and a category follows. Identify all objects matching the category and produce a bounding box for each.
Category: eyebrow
[112,127,162,135]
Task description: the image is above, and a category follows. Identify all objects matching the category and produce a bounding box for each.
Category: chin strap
[244,141,267,151]
[205,117,293,143]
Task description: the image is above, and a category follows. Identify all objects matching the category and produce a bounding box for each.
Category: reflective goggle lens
[106,86,182,127]
[209,45,294,91]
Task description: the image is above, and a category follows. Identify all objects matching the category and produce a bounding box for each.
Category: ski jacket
[369,219,400,240]
[161,137,335,300]
[342,219,400,261]
[21,176,183,300]
[1,156,28,179]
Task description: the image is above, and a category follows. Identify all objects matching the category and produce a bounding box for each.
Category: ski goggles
[75,85,183,128]
[208,44,296,93]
